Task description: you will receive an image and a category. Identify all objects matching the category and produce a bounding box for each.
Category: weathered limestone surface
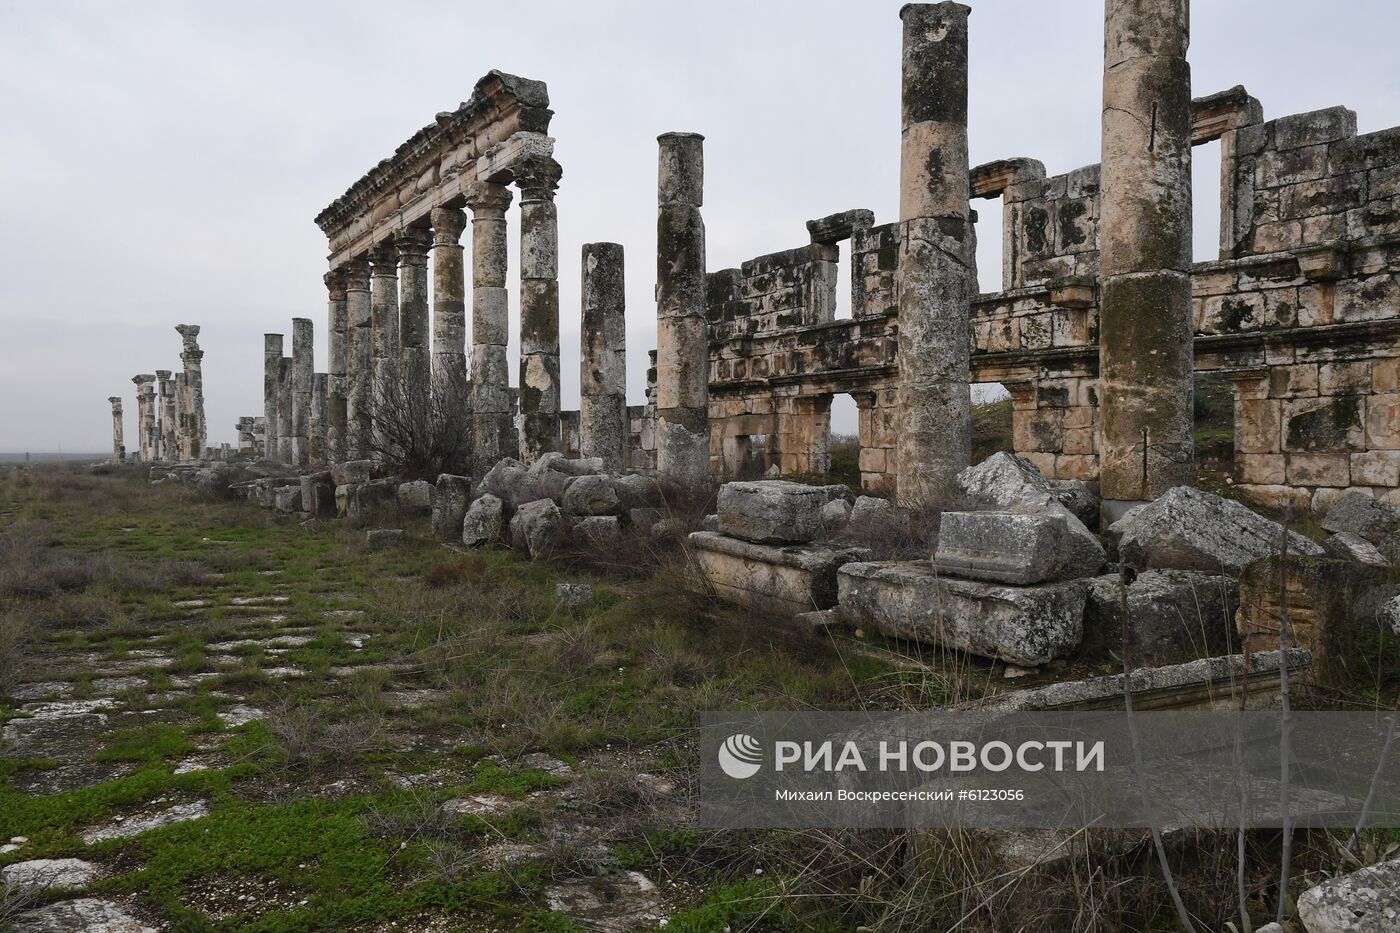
[175,324,205,459]
[689,531,869,613]
[331,459,372,487]
[131,374,156,462]
[11,897,157,933]
[263,334,282,462]
[1236,553,1362,676]
[513,153,564,464]
[277,355,293,464]
[1084,570,1241,664]
[369,243,400,429]
[562,474,621,516]
[325,269,348,463]
[837,560,1086,666]
[108,396,124,463]
[432,474,472,539]
[895,2,973,505]
[510,498,563,557]
[344,260,373,459]
[468,182,516,474]
[156,370,176,461]
[310,372,328,466]
[1097,0,1195,507]
[397,480,434,514]
[580,242,627,471]
[1324,531,1392,569]
[1322,491,1400,562]
[395,227,432,418]
[1111,486,1325,574]
[366,528,405,550]
[1297,856,1400,933]
[291,317,313,467]
[934,511,1092,584]
[717,480,827,544]
[462,493,505,547]
[429,207,468,408]
[655,132,710,489]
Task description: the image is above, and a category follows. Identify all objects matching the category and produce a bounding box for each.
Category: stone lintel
[1191,85,1264,142]
[970,158,1047,199]
[475,132,555,185]
[806,209,876,245]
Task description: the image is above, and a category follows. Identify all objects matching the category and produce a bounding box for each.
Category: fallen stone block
[480,457,528,506]
[1084,570,1240,664]
[1049,478,1100,528]
[934,511,1098,584]
[689,531,870,614]
[1110,485,1325,575]
[397,480,434,514]
[563,474,621,516]
[366,529,405,551]
[612,473,662,509]
[331,459,372,486]
[966,648,1312,712]
[510,499,564,558]
[718,480,827,544]
[432,474,473,539]
[462,494,504,548]
[837,561,1086,666]
[340,478,397,520]
[701,513,719,532]
[1322,491,1400,562]
[1297,855,1400,933]
[555,583,593,610]
[1236,553,1364,677]
[1380,594,1400,637]
[846,495,911,539]
[575,515,622,549]
[821,498,852,535]
[630,507,664,533]
[272,485,302,513]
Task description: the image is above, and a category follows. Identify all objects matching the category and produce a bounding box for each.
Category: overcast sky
[2,0,1397,452]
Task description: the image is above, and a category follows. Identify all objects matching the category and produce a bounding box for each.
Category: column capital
[324,267,348,300]
[132,373,156,388]
[155,369,172,382]
[368,243,398,275]
[464,180,513,216]
[343,258,371,290]
[174,323,201,351]
[514,156,562,201]
[393,226,433,262]
[430,206,468,246]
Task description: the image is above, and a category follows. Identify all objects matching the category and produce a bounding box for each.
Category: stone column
[466,181,515,475]
[263,334,283,462]
[175,324,206,459]
[343,260,372,460]
[395,227,433,417]
[430,207,468,407]
[580,242,627,471]
[174,372,186,458]
[1097,0,1194,516]
[156,370,175,462]
[237,416,256,453]
[108,397,125,463]
[369,243,400,429]
[291,317,313,467]
[654,132,710,489]
[325,269,348,464]
[894,3,973,507]
[278,355,293,464]
[514,157,563,464]
[131,374,156,461]
[310,372,328,466]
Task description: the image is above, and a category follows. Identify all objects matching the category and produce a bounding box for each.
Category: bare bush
[0,610,28,697]
[364,368,472,481]
[264,695,386,772]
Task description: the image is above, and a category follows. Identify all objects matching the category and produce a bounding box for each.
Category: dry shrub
[0,610,28,697]
[264,695,386,772]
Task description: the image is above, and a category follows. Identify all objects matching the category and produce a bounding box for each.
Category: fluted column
[894,3,973,507]
[108,397,125,463]
[580,242,627,471]
[466,181,515,475]
[156,370,175,461]
[1098,0,1194,514]
[369,243,400,436]
[430,207,468,407]
[325,269,348,463]
[654,132,709,489]
[310,372,328,465]
[515,157,563,463]
[395,227,432,418]
[175,324,205,459]
[263,334,283,462]
[291,317,313,467]
[343,260,372,460]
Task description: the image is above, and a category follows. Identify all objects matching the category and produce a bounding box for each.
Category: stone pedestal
[580,242,627,471]
[263,334,283,462]
[1097,0,1195,510]
[655,132,709,489]
[689,531,869,614]
[175,324,205,460]
[467,182,515,475]
[429,207,468,409]
[108,396,125,463]
[515,158,563,464]
[395,227,433,418]
[895,3,973,506]
[291,317,313,467]
[325,270,348,463]
[344,260,372,460]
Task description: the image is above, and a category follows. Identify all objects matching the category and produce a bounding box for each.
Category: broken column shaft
[516,158,563,464]
[310,372,328,465]
[430,207,469,410]
[292,317,314,467]
[326,270,348,463]
[654,132,710,489]
[108,397,125,463]
[1097,0,1195,512]
[344,260,372,460]
[467,182,515,475]
[263,334,283,462]
[278,355,293,464]
[396,228,433,419]
[895,2,973,506]
[175,324,206,459]
[156,370,175,462]
[580,242,627,472]
[132,374,157,461]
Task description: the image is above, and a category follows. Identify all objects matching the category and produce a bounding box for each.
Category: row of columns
[108,326,206,464]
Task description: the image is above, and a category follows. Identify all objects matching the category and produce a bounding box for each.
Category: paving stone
[2,858,98,894]
[81,800,210,844]
[11,897,157,933]
[544,871,663,932]
[217,705,266,727]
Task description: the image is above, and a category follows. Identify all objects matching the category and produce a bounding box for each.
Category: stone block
[1239,453,1286,485]
[432,474,473,539]
[1083,571,1240,664]
[562,475,621,516]
[1049,479,1099,527]
[934,511,1100,584]
[397,480,434,514]
[1350,450,1400,487]
[1236,399,1280,453]
[366,529,404,550]
[1286,452,1351,487]
[612,473,662,509]
[509,499,563,558]
[836,561,1086,666]
[689,531,869,614]
[1366,394,1400,448]
[717,480,826,544]
[1323,531,1392,570]
[1322,490,1400,561]
[575,515,623,549]
[1236,553,1359,676]
[1110,486,1325,576]
[331,459,372,486]
[461,494,504,548]
[820,498,851,535]
[272,485,302,513]
[480,457,528,506]
[846,495,911,539]
[1297,856,1400,933]
[555,583,593,611]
